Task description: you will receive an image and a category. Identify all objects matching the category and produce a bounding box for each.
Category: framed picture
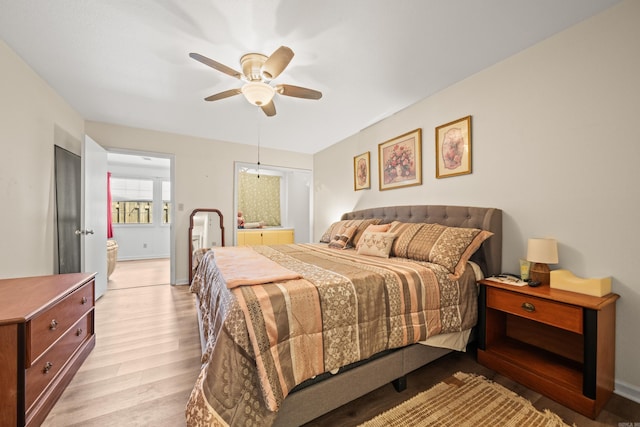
[353,151,370,190]
[435,115,472,178]
[378,128,422,191]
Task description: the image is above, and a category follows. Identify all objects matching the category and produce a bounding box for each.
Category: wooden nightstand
[477,279,619,419]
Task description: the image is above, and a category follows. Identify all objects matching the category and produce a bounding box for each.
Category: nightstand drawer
[28,280,94,365]
[487,287,583,333]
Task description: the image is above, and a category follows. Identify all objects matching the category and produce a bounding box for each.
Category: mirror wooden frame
[189,208,225,283]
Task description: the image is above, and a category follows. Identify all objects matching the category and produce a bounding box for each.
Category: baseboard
[116,255,170,261]
[615,379,640,404]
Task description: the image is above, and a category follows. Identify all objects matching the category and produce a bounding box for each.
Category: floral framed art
[378,128,422,191]
[353,151,371,190]
[435,115,472,178]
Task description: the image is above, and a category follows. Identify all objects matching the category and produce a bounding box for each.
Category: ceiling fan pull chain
[257,111,261,178]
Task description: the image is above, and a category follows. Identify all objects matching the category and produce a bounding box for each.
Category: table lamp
[526,238,558,285]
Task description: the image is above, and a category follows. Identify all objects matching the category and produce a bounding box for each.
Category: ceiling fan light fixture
[241,82,275,106]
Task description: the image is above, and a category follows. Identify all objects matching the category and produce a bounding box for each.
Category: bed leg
[392,376,407,392]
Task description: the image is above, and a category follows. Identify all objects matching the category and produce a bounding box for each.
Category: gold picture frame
[353,151,371,190]
[378,128,422,191]
[435,115,472,178]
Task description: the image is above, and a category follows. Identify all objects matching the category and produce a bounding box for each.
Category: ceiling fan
[190,46,322,117]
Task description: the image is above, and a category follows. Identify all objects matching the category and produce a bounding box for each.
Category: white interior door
[82,135,108,299]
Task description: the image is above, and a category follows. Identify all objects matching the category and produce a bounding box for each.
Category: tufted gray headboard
[341,205,502,277]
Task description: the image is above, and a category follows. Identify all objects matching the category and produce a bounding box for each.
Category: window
[111,178,154,224]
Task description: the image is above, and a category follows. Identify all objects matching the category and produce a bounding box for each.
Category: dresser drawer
[486,287,583,334]
[27,280,94,365]
[25,313,92,411]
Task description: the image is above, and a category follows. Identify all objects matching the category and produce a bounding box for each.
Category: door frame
[107,148,176,285]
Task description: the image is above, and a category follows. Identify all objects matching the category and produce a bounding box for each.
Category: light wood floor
[44,260,639,426]
[43,264,201,426]
[108,258,171,290]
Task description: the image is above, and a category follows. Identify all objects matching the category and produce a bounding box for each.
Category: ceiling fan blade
[276,84,322,100]
[204,88,242,102]
[261,46,294,80]
[261,100,276,117]
[190,52,243,80]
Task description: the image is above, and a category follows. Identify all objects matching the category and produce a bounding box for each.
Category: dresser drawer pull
[521,302,536,313]
[81,296,88,305]
[49,319,58,330]
[76,328,83,336]
[43,361,53,374]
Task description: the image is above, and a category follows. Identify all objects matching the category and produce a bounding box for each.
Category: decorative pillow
[351,218,383,247]
[388,221,423,257]
[349,218,386,247]
[328,225,358,249]
[388,221,493,278]
[320,220,362,243]
[320,218,382,248]
[365,223,392,233]
[355,223,392,250]
[356,232,397,258]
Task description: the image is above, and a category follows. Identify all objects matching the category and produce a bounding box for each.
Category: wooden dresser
[0,273,96,426]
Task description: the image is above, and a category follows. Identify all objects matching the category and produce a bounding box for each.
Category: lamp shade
[241,82,275,106]
[526,238,559,264]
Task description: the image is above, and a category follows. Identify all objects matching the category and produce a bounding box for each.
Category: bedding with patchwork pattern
[185,242,480,426]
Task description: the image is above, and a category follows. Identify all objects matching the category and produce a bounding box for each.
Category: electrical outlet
[143,243,147,248]
[212,241,216,246]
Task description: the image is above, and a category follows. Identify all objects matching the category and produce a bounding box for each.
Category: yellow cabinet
[237,228,294,246]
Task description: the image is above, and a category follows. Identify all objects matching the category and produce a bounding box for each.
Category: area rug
[358,372,572,427]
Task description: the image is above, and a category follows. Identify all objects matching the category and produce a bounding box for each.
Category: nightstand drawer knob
[521,302,536,313]
[49,319,58,330]
[81,296,88,304]
[43,361,53,374]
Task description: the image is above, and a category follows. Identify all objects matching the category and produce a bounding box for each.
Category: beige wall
[314,0,640,397]
[0,40,85,278]
[85,121,313,284]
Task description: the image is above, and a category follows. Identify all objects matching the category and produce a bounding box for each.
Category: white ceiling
[0,0,620,154]
[107,152,170,169]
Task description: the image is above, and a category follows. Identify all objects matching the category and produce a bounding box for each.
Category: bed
[186,205,502,426]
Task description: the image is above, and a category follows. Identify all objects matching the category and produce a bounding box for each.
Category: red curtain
[107,172,113,239]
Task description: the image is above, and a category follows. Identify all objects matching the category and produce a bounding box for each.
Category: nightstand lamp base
[527,238,558,286]
[530,262,550,285]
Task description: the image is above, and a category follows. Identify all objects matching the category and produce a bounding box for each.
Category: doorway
[106,150,175,286]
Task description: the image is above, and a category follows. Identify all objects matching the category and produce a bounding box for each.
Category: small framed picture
[435,115,472,178]
[353,151,371,190]
[378,128,422,191]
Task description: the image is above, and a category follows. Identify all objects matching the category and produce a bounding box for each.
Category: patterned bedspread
[185,243,478,426]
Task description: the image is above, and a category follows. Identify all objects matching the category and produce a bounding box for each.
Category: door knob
[75,229,95,235]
